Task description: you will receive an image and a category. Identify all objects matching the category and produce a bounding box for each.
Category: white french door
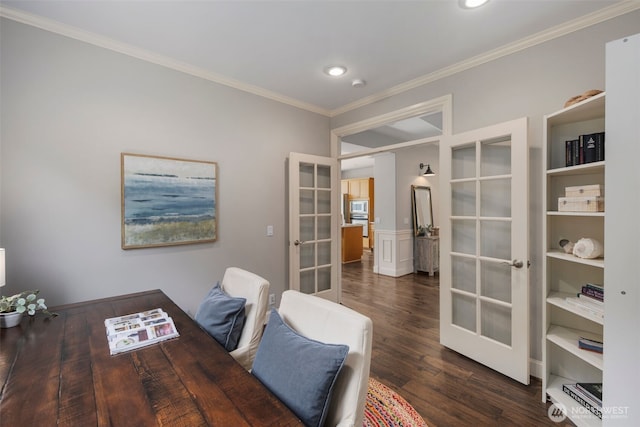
[439,117,530,384]
[288,152,340,302]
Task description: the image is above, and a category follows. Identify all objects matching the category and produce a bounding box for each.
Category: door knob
[503,259,524,268]
[293,240,305,246]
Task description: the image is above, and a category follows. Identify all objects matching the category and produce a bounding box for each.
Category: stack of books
[105,308,179,355]
[565,132,605,167]
[564,283,604,320]
[581,283,604,301]
[578,337,603,353]
[562,382,603,419]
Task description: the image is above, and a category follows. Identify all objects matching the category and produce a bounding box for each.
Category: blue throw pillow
[195,283,246,351]
[251,309,349,427]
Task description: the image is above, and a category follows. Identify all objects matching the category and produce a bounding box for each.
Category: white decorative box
[565,184,603,197]
[558,196,604,212]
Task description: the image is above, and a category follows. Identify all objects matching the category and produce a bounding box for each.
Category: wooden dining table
[0,289,302,426]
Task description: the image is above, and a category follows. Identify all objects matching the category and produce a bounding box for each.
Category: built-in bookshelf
[542,92,605,427]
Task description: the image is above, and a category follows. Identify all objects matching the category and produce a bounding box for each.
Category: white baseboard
[529,358,543,380]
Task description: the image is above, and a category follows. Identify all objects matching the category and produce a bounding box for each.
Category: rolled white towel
[572,238,604,259]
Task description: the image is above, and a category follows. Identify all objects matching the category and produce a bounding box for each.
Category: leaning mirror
[412,185,433,236]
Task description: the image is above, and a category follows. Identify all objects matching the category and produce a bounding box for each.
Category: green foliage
[417,224,433,236]
[0,290,56,317]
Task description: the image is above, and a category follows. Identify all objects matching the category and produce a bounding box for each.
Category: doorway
[332,98,531,385]
[333,96,452,288]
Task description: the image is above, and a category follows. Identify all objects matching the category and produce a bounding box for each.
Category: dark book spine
[596,132,605,161]
[578,137,585,165]
[576,383,603,406]
[586,283,605,292]
[562,384,603,419]
[583,134,598,163]
[566,140,574,167]
[573,139,581,166]
[581,286,604,301]
[578,340,603,353]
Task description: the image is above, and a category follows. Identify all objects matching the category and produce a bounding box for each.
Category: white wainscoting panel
[373,229,414,277]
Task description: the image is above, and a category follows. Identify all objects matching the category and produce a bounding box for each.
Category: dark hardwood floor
[341,251,569,427]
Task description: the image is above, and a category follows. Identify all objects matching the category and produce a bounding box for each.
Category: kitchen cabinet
[348,178,369,199]
[341,180,349,195]
[341,178,373,202]
[341,178,375,249]
[341,224,363,263]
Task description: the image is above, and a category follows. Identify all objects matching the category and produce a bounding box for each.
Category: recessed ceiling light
[460,0,489,9]
[325,65,347,77]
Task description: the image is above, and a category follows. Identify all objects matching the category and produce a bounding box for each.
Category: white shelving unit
[542,92,605,427]
[601,33,640,425]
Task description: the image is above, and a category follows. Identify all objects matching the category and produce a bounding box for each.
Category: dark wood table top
[0,289,302,426]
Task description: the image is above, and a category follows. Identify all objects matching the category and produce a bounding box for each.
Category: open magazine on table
[105,308,179,355]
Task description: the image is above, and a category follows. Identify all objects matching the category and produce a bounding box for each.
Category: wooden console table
[415,235,439,276]
[0,289,301,426]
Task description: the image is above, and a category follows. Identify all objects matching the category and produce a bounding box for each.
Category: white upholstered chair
[278,290,373,427]
[221,267,270,370]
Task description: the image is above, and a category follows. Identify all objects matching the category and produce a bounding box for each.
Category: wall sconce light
[419,163,435,177]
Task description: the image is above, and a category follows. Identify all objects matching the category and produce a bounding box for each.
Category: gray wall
[0,19,330,314]
[331,10,640,363]
[341,166,374,180]
[395,144,440,231]
[372,153,395,230]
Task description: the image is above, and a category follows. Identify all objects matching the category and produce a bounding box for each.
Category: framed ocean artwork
[121,153,217,249]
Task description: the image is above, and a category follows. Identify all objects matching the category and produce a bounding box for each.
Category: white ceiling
[2,0,634,117]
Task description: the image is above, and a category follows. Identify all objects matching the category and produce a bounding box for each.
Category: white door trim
[331,95,453,157]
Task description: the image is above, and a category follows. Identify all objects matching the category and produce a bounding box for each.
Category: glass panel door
[289,153,339,301]
[440,118,530,384]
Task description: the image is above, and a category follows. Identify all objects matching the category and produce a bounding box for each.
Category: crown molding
[329,1,640,117]
[2,2,639,118]
[0,5,332,117]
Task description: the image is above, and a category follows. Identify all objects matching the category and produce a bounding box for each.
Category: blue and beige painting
[122,155,216,248]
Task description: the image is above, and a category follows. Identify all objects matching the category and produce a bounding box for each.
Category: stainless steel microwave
[350,200,368,215]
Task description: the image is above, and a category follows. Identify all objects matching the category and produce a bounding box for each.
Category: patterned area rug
[363,377,427,426]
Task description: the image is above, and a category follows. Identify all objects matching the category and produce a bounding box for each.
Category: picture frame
[121,153,217,249]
